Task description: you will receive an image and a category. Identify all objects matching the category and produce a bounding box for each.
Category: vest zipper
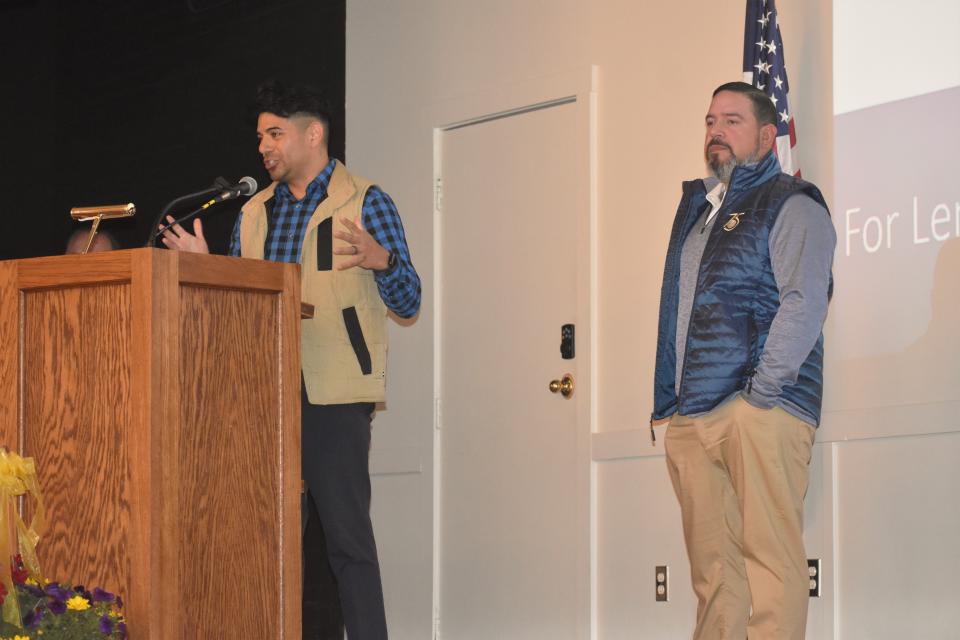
[677,204,721,411]
[654,190,697,433]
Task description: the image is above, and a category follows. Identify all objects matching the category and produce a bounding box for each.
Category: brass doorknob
[549,374,575,398]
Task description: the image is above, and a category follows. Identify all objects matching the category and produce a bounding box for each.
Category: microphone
[213,176,258,202]
[153,176,258,240]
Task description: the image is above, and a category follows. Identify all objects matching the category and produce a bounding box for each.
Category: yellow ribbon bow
[0,449,46,628]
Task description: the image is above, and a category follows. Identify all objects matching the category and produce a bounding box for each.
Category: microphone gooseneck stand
[144,177,230,247]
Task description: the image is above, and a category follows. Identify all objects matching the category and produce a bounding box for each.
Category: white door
[436,93,593,639]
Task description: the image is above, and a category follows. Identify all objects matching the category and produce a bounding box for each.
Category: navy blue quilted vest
[652,153,830,426]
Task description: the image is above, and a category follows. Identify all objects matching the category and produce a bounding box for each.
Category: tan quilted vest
[239,160,388,404]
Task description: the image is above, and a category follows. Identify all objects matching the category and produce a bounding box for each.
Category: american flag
[743,0,799,176]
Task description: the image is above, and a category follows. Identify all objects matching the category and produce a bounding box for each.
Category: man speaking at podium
[160,80,421,640]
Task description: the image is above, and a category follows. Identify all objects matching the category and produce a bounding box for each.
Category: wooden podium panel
[0,249,302,639]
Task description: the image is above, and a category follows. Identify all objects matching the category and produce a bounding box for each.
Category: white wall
[346,1,958,638]
[833,0,960,114]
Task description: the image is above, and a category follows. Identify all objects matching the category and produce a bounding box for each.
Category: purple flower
[24,583,45,598]
[45,582,72,601]
[99,613,114,634]
[23,606,44,628]
[49,598,67,615]
[118,621,128,638]
[93,586,115,602]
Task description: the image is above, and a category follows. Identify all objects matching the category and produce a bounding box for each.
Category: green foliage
[0,574,126,640]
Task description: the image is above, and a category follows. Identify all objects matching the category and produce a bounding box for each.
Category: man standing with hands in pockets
[651,82,835,640]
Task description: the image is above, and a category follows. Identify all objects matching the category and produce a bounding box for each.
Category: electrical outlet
[655,565,668,602]
[808,558,821,598]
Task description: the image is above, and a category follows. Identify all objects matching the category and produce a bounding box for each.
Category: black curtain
[0,0,346,258]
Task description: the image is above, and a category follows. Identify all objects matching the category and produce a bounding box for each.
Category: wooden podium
[0,248,302,639]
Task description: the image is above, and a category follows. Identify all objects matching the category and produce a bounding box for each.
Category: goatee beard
[706,135,763,184]
[708,150,763,184]
[709,156,738,184]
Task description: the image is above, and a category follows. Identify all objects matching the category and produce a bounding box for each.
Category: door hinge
[434,177,443,212]
[434,397,442,430]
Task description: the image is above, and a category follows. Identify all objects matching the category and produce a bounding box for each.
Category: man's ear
[760,123,778,153]
[308,120,326,148]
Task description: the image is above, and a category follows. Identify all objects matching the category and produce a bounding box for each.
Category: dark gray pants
[301,388,387,640]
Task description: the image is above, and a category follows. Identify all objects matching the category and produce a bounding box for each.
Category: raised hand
[333,216,389,271]
[159,216,210,254]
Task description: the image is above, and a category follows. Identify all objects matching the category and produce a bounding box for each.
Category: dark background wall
[0,0,346,258]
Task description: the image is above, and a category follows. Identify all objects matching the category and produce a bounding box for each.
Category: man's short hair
[254,79,332,141]
[712,81,777,128]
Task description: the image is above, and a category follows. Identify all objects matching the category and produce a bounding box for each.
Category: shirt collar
[705,182,726,210]
[274,158,337,204]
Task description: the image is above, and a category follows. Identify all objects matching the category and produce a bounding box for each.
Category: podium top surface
[5,248,301,295]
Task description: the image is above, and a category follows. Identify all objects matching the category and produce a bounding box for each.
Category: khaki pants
[665,396,815,640]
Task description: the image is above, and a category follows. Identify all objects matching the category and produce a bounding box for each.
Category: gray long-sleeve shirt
[676,178,837,421]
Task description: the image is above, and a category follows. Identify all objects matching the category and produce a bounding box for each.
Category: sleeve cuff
[740,388,777,409]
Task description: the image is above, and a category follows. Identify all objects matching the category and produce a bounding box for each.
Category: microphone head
[238,176,258,196]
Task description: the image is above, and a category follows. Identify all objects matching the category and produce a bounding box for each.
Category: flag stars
[754,60,772,75]
[746,3,796,172]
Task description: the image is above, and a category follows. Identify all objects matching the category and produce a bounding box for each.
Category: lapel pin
[723,212,746,232]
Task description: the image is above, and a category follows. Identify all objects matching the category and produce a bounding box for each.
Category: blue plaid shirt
[229,159,421,318]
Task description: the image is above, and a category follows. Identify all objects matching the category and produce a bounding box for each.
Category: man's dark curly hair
[254,79,332,143]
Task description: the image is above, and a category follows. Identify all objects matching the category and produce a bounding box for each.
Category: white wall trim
[818,400,960,441]
[592,428,664,462]
[829,442,840,640]
[427,67,596,133]
[430,123,443,640]
[370,447,424,476]
[587,65,600,640]
[592,402,960,463]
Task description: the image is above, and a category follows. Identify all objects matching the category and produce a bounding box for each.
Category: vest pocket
[341,306,373,375]
[315,218,333,271]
